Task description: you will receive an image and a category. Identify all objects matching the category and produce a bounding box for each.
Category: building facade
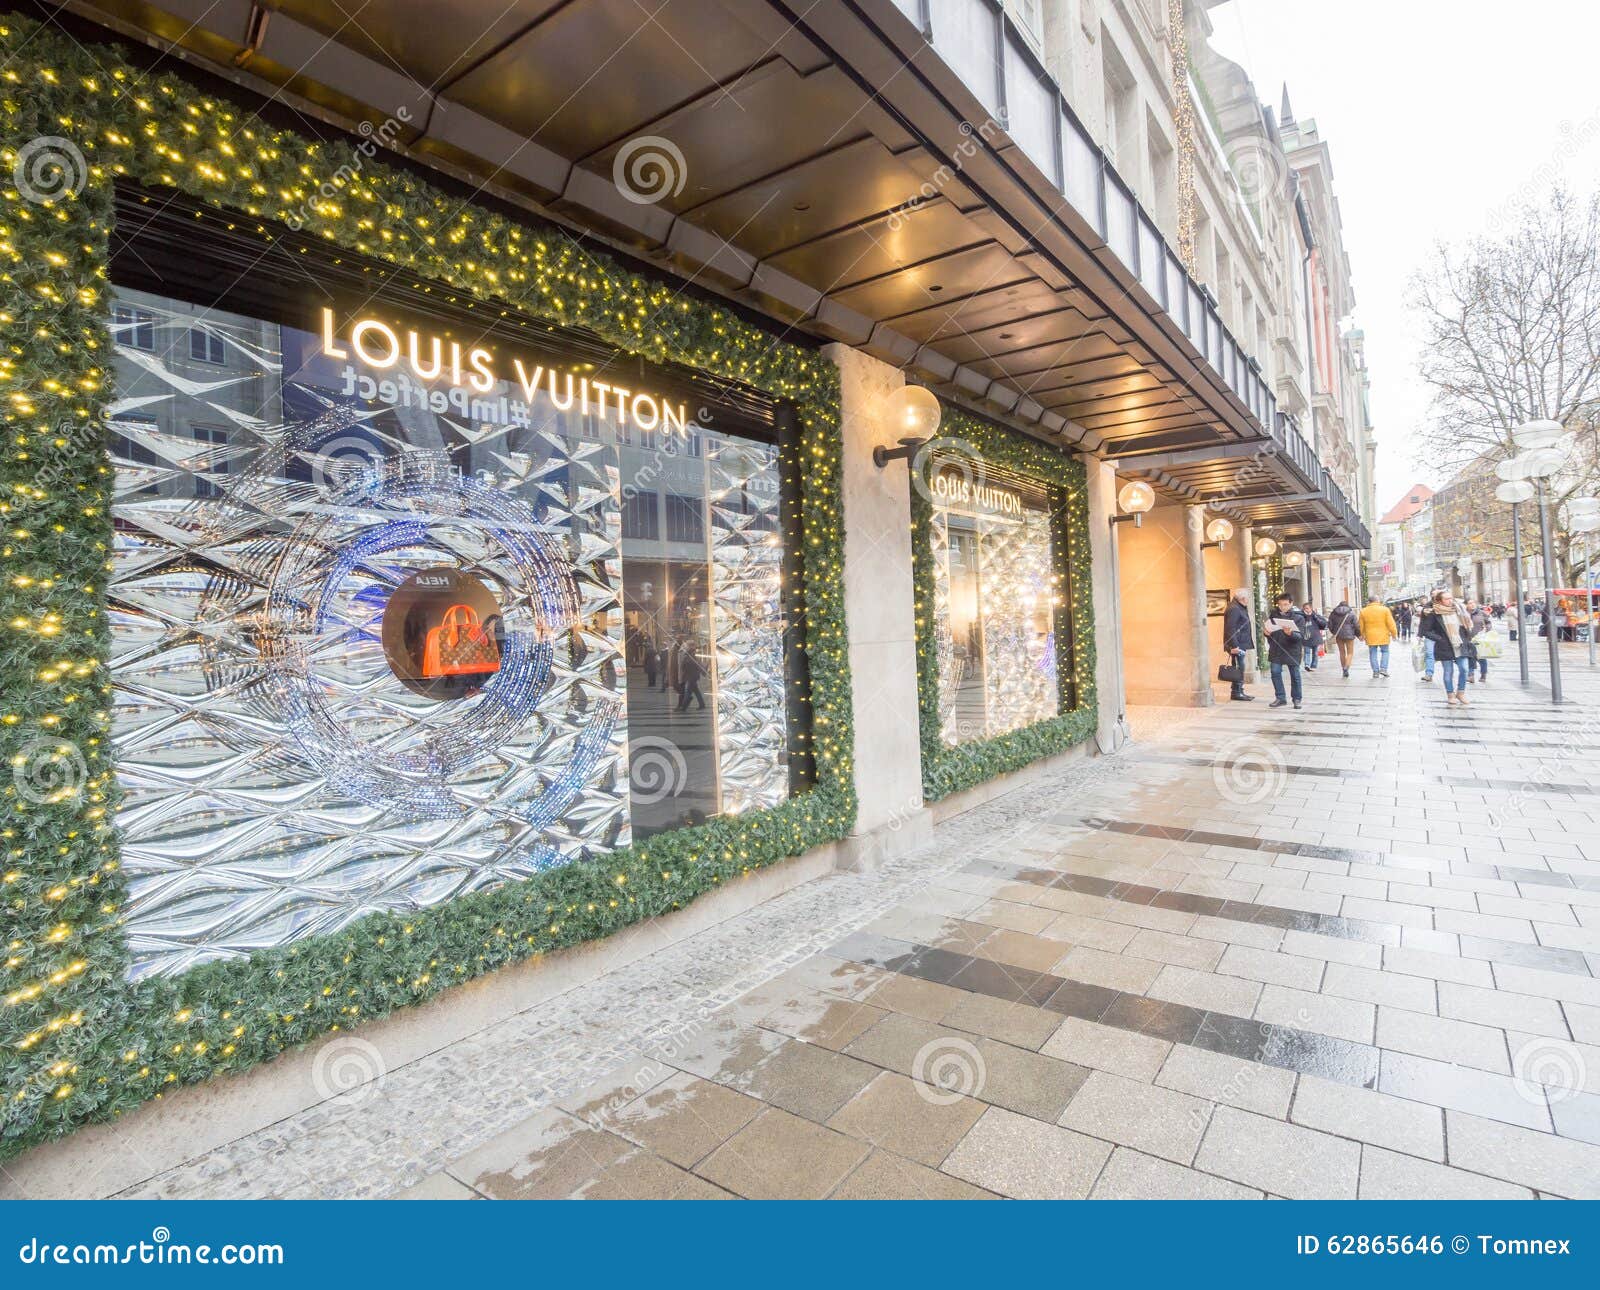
[0,0,1372,1175]
[1376,483,1435,600]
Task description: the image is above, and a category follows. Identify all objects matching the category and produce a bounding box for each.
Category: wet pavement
[44,644,1600,1199]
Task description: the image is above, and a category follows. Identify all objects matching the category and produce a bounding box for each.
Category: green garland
[0,16,856,1157]
[910,406,1097,802]
[1257,551,1285,667]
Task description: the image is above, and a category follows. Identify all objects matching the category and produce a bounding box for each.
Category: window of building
[188,327,226,364]
[114,304,155,351]
[621,489,659,540]
[189,424,230,498]
[664,492,706,545]
[1100,40,1139,175]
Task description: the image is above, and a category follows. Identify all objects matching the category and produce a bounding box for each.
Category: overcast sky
[1206,0,1600,515]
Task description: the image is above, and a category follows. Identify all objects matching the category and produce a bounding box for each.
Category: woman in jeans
[1300,601,1326,671]
[1418,590,1476,706]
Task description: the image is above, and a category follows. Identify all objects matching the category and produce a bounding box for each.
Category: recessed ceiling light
[928,284,944,293]
[793,200,810,212]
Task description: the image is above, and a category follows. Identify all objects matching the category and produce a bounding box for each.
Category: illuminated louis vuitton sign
[931,468,1024,517]
[320,308,689,432]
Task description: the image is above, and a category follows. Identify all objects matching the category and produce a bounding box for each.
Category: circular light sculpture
[883,384,942,438]
[1511,418,1567,453]
[1253,535,1279,558]
[1117,480,1156,516]
[1494,480,1536,505]
[1523,444,1569,479]
[1495,455,1533,483]
[1205,516,1235,544]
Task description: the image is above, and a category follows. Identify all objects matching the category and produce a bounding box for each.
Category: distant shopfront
[911,413,1097,802]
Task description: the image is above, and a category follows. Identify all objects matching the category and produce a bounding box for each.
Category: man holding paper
[1265,592,1307,710]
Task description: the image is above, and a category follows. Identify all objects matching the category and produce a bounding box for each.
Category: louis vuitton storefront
[1,12,1107,1169]
[105,192,816,981]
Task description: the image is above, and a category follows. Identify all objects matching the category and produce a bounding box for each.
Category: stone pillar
[1202,518,1252,701]
[823,344,929,867]
[1185,504,1214,707]
[1085,456,1125,749]
[1117,499,1212,707]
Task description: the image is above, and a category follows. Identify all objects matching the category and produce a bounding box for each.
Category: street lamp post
[1494,474,1535,686]
[1535,474,1563,702]
[1508,419,1573,703]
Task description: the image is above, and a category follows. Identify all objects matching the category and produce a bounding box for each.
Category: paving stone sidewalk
[60,647,1600,1198]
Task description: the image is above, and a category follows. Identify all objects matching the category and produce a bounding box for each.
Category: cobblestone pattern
[106,751,1127,1198]
[25,647,1600,1200]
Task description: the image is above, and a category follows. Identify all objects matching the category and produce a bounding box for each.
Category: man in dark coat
[1222,588,1255,701]
[1266,592,1307,709]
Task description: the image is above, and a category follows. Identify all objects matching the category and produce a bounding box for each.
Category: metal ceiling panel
[819,242,1025,317]
[886,280,1074,340]
[272,0,567,91]
[443,0,775,159]
[687,137,946,260]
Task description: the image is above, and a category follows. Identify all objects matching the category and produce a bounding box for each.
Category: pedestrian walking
[1467,599,1491,683]
[1265,592,1306,710]
[1357,593,1399,678]
[1418,599,1437,680]
[1300,601,1327,670]
[1418,590,1477,706]
[1397,603,1413,640]
[641,634,658,688]
[675,642,707,711]
[1325,597,1359,677]
[1222,588,1255,701]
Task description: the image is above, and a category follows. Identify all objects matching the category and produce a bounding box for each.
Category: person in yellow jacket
[1357,594,1399,678]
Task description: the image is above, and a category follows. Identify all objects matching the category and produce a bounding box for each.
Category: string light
[911,408,1098,802]
[1168,0,1199,273]
[0,13,858,1155]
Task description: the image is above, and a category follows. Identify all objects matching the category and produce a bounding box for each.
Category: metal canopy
[62,0,1366,548]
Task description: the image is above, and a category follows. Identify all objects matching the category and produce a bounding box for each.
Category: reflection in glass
[106,285,791,978]
[929,467,1061,745]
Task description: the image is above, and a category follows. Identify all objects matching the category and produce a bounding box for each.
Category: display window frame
[0,14,850,1157]
[910,405,1099,803]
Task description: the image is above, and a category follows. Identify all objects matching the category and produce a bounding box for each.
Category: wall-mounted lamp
[1112,479,1155,528]
[1253,535,1279,558]
[1202,516,1234,550]
[873,436,927,468]
[874,384,941,467]
[1283,550,1307,570]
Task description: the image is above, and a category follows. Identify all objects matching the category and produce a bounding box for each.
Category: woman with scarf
[1418,590,1477,707]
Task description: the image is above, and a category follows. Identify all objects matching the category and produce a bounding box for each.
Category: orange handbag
[421,603,501,678]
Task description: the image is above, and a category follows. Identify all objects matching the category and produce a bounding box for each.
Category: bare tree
[1411,189,1600,582]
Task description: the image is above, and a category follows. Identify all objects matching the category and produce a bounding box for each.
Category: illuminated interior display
[382,567,504,699]
[107,286,793,978]
[927,462,1062,745]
